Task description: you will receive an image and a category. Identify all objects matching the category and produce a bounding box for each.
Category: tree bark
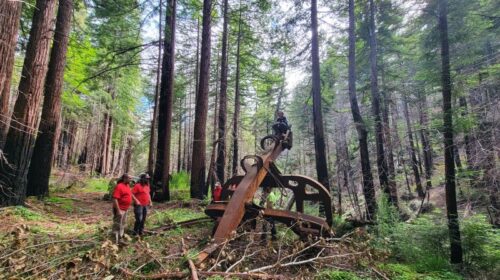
[403,96,424,198]
[154,0,176,201]
[215,0,229,184]
[310,0,330,199]
[232,7,242,176]
[380,66,398,205]
[368,0,395,207]
[0,0,57,206]
[438,0,463,264]
[419,94,433,190]
[0,0,22,147]
[348,0,376,219]
[190,0,212,199]
[26,0,73,197]
[147,0,163,177]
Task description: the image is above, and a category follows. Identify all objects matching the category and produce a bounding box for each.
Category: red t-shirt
[132,183,151,206]
[213,186,222,201]
[113,182,132,210]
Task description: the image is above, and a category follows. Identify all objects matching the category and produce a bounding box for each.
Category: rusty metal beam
[197,142,285,263]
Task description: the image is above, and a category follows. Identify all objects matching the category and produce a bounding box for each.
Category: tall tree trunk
[0,0,57,206]
[348,0,376,219]
[380,67,398,205]
[310,0,331,202]
[154,0,176,201]
[368,0,395,207]
[177,98,183,172]
[232,7,242,176]
[438,0,463,264]
[403,96,424,198]
[0,0,22,147]
[190,0,212,199]
[215,0,229,184]
[100,112,110,175]
[123,137,133,174]
[148,0,163,176]
[26,0,73,197]
[419,94,433,189]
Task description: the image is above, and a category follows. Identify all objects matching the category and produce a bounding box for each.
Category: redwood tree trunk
[0,0,57,206]
[348,0,376,220]
[154,0,176,201]
[310,0,330,192]
[368,0,396,207]
[0,1,22,147]
[26,0,73,198]
[215,0,229,184]
[232,7,242,176]
[190,0,212,199]
[438,0,463,264]
[147,0,163,177]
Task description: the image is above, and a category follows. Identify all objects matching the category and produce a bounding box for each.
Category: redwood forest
[0,0,498,279]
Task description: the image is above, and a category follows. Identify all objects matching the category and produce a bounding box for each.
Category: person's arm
[131,185,141,205]
[113,198,123,214]
[132,194,140,205]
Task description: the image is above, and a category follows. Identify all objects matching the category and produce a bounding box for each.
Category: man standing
[132,173,152,236]
[112,174,137,244]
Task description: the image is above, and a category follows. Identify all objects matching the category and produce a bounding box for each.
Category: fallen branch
[182,238,199,280]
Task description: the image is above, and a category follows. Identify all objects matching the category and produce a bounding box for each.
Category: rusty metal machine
[197,132,333,263]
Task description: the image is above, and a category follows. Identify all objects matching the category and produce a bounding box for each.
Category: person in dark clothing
[260,186,277,241]
[272,111,289,135]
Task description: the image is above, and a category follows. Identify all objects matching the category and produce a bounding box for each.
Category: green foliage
[13,206,42,221]
[147,208,205,227]
[461,215,500,274]
[44,196,74,212]
[374,197,500,277]
[315,270,362,280]
[169,171,191,201]
[379,263,463,280]
[84,178,110,193]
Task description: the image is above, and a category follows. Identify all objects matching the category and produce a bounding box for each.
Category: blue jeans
[133,205,148,235]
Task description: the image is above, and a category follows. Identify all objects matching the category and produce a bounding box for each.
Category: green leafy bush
[315,270,362,280]
[374,196,499,277]
[461,215,500,275]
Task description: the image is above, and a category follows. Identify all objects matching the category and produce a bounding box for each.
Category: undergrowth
[373,196,500,279]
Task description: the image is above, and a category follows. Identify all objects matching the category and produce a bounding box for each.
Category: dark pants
[133,205,148,235]
[262,218,277,240]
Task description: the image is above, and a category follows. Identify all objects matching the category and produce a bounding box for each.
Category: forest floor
[0,171,496,279]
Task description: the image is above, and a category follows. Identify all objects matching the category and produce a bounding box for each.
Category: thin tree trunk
[148,0,163,176]
[310,0,331,205]
[232,6,242,176]
[215,0,229,184]
[348,0,376,220]
[100,112,110,175]
[190,0,212,199]
[26,0,73,197]
[177,98,182,172]
[380,67,398,205]
[0,0,57,206]
[438,0,463,264]
[403,96,424,198]
[368,0,395,207]
[0,1,22,147]
[419,94,433,189]
[154,0,176,201]
[123,137,133,174]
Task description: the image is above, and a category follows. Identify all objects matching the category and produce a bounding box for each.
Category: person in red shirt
[112,173,137,244]
[213,182,222,201]
[132,173,152,236]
